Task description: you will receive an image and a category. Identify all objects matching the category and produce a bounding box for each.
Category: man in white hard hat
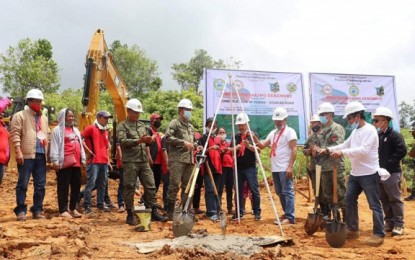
[319,101,385,246]
[164,98,202,220]
[255,107,297,224]
[372,107,406,236]
[117,98,168,224]
[302,114,330,219]
[314,102,347,223]
[10,88,49,221]
[231,112,262,221]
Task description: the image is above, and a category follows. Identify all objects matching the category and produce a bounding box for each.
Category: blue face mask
[184,111,192,120]
[350,119,358,130]
[319,116,328,125]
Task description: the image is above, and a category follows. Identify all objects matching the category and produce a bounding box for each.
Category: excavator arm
[79,29,128,131]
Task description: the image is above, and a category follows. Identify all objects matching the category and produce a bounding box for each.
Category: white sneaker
[61,211,73,219]
[392,227,404,236]
[118,205,125,213]
[70,210,82,218]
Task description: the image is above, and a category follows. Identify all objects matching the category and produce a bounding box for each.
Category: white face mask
[219,134,226,141]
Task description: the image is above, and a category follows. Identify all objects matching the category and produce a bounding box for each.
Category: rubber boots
[126,209,135,225]
[152,206,168,222]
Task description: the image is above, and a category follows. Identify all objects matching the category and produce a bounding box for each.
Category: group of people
[0,88,414,248]
[304,101,408,247]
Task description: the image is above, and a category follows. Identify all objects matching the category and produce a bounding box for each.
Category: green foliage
[109,41,161,97]
[141,88,204,132]
[0,38,60,97]
[398,101,415,128]
[172,49,242,93]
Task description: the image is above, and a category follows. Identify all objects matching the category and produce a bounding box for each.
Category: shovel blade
[325,220,347,248]
[304,211,322,236]
[172,207,195,237]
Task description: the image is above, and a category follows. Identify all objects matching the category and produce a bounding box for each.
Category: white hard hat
[343,101,365,119]
[373,107,393,119]
[26,89,44,100]
[310,114,320,122]
[272,107,288,120]
[235,112,250,125]
[126,98,143,113]
[177,98,193,109]
[317,102,335,114]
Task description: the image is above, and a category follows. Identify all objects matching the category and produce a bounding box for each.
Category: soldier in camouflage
[405,124,415,201]
[313,102,346,221]
[165,98,202,220]
[302,114,330,217]
[117,98,167,225]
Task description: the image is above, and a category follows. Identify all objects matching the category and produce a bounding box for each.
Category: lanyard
[270,126,285,157]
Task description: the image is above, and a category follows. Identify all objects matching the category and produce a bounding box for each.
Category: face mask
[219,134,226,141]
[65,121,74,127]
[184,111,192,120]
[153,121,161,128]
[319,116,328,125]
[376,127,382,133]
[350,119,359,130]
[30,103,42,113]
[311,125,321,133]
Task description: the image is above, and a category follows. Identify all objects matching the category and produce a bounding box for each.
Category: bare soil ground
[1,167,414,259]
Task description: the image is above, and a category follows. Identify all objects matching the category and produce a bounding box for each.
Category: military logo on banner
[375,86,384,97]
[269,82,280,93]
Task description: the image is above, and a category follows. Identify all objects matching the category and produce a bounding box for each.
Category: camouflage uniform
[405,141,415,200]
[117,120,157,210]
[318,122,346,215]
[165,118,198,211]
[303,131,329,215]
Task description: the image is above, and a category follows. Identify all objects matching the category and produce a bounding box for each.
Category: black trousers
[193,172,204,209]
[152,164,163,193]
[218,167,233,211]
[57,167,81,213]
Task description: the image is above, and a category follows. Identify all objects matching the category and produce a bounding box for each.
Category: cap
[310,114,320,122]
[150,113,163,120]
[97,110,111,118]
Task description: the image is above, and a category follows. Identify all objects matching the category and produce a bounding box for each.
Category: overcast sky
[1,0,415,104]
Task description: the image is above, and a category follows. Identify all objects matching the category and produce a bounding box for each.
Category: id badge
[37,130,46,140]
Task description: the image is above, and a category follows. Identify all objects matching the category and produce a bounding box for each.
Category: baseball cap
[97,110,111,118]
[150,113,163,120]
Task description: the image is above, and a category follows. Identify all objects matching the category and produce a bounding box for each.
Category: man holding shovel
[319,101,385,247]
[165,99,202,220]
[314,102,347,224]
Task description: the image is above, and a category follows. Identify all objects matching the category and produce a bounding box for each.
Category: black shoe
[405,193,415,201]
[126,210,135,225]
[254,213,261,221]
[151,206,168,222]
[98,206,111,213]
[231,213,244,221]
[84,207,93,215]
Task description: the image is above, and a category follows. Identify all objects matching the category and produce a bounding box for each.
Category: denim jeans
[0,163,4,185]
[14,153,46,215]
[117,167,125,206]
[204,171,222,217]
[346,173,385,237]
[236,166,261,215]
[83,163,108,209]
[272,171,295,222]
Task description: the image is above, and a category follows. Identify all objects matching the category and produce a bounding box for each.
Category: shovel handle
[205,162,219,196]
[332,164,338,204]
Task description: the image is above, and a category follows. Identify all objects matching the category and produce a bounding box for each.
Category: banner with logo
[205,69,307,144]
[309,73,398,132]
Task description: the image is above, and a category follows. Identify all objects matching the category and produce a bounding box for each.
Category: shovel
[172,155,206,237]
[304,164,323,235]
[205,162,227,235]
[325,164,347,248]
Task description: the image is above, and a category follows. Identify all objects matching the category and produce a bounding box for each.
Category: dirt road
[1,168,414,259]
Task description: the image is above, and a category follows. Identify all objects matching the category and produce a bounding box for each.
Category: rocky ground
[1,167,414,259]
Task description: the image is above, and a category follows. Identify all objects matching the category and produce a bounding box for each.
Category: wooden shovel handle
[333,164,338,204]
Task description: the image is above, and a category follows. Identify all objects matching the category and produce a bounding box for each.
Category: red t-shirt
[81,125,109,164]
[64,127,81,167]
[220,141,233,168]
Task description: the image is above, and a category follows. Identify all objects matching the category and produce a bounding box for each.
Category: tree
[141,88,203,132]
[109,41,161,97]
[398,101,415,128]
[171,49,242,93]
[0,38,60,97]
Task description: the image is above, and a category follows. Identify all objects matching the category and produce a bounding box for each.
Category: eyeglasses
[372,119,384,123]
[319,113,328,116]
